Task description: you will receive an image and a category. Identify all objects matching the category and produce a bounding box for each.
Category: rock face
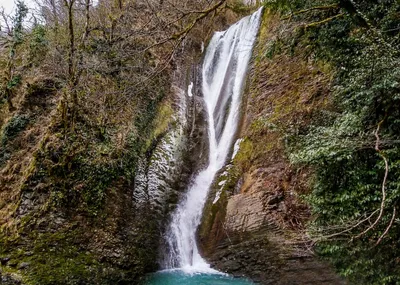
[199,11,346,285]
[225,190,266,232]
[133,62,209,219]
[201,164,345,284]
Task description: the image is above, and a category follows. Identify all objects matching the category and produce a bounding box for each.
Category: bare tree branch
[0,7,12,35]
[304,13,344,28]
[375,207,396,246]
[310,209,379,242]
[356,118,389,238]
[143,0,226,52]
[282,4,339,20]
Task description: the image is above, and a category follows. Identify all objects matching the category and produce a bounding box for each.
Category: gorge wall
[199,10,345,285]
[1,0,399,284]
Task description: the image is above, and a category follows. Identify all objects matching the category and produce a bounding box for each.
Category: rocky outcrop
[133,61,209,219]
[201,163,345,284]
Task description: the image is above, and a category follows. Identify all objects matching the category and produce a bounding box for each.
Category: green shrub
[0,114,29,166]
[1,114,30,146]
[267,0,400,283]
[29,25,49,65]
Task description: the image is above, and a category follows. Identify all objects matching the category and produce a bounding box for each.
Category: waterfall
[164,8,263,272]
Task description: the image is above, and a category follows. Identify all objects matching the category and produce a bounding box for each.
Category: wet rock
[0,270,23,285]
[267,193,283,205]
[17,262,30,270]
[7,260,18,268]
[0,257,10,265]
[223,259,242,271]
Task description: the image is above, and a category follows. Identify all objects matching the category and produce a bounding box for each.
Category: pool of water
[144,270,254,285]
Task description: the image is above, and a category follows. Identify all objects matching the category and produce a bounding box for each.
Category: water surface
[144,270,254,285]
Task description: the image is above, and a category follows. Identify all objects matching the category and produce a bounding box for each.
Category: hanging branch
[133,0,227,91]
[304,13,344,28]
[345,0,398,55]
[309,118,392,243]
[282,4,339,20]
[375,207,396,246]
[135,35,185,90]
[0,7,12,36]
[75,0,91,85]
[143,0,226,52]
[309,209,379,242]
[356,118,389,238]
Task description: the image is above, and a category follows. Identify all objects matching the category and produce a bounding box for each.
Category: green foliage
[0,114,29,166]
[264,38,284,58]
[12,0,28,45]
[317,236,400,285]
[262,0,307,13]
[227,1,253,15]
[1,230,110,285]
[6,74,22,90]
[29,25,49,65]
[1,0,28,106]
[1,114,29,146]
[25,233,98,285]
[264,0,400,283]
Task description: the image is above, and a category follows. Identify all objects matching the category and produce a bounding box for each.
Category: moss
[22,96,172,216]
[227,1,254,15]
[0,101,8,129]
[27,242,97,284]
[0,226,148,285]
[199,163,241,254]
[233,138,254,172]
[0,230,95,285]
[152,102,174,141]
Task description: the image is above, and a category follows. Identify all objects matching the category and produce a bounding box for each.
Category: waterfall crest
[164,8,263,272]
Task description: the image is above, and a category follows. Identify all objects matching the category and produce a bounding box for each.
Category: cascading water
[164,8,263,273]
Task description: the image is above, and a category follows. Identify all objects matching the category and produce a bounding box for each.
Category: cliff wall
[199,10,345,284]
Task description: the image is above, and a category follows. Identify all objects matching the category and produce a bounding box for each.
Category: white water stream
[164,8,263,273]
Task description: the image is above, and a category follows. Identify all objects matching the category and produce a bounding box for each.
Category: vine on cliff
[263,0,400,284]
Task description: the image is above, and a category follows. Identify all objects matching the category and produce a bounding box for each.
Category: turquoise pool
[144,270,254,285]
